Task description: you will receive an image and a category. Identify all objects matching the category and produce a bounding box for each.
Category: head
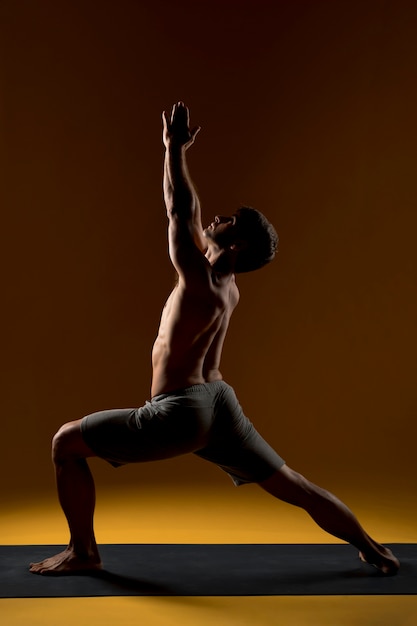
[204,207,278,274]
[232,206,278,273]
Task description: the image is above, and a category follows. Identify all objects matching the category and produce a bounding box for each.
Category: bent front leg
[29,419,102,575]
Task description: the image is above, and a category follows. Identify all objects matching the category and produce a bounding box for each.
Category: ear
[230,239,247,252]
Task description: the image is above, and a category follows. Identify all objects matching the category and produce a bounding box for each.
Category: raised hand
[162,101,201,150]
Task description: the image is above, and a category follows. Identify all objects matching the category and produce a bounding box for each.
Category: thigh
[194,384,285,485]
[80,408,139,465]
[80,403,210,466]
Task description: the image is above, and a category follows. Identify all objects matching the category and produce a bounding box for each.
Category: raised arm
[162,102,206,252]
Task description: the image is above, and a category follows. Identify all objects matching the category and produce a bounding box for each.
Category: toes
[29,563,42,572]
[29,561,48,574]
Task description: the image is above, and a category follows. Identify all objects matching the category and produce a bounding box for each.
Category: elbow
[167,193,193,219]
[164,192,174,215]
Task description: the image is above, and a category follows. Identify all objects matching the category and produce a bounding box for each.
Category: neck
[205,248,236,278]
[205,244,220,264]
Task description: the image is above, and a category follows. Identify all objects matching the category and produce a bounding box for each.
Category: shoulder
[168,215,211,286]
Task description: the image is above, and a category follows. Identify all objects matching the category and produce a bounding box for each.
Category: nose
[215,215,230,223]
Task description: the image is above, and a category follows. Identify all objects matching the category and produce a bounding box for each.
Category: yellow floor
[2,596,417,626]
[1,483,416,626]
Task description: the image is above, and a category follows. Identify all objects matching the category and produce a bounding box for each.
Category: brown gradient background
[1,0,416,503]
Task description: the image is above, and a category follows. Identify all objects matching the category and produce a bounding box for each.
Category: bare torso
[151,273,240,397]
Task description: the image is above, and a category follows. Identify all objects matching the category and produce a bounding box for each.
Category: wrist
[165,140,186,153]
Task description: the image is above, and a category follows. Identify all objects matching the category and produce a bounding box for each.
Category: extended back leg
[258,465,399,575]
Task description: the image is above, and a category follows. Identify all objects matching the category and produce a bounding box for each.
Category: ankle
[71,541,99,560]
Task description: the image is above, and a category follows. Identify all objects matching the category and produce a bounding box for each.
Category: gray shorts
[80,380,285,486]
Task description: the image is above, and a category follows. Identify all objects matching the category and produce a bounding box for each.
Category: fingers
[162,102,200,146]
[170,102,177,124]
[173,101,188,124]
[163,101,190,125]
[191,125,201,140]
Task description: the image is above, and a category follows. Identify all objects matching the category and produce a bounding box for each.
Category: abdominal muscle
[151,348,222,398]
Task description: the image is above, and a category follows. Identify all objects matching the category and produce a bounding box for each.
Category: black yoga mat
[1,543,415,597]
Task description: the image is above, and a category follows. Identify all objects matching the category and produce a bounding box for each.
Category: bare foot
[29,547,102,576]
[359,545,400,576]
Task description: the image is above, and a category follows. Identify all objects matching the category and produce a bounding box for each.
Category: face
[203,215,238,247]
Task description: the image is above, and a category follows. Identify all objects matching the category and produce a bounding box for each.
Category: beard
[203,225,216,240]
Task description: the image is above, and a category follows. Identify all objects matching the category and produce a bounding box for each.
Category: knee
[259,465,320,508]
[51,422,77,465]
[283,468,318,506]
[286,470,336,512]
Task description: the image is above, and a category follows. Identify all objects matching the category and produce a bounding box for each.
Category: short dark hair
[234,206,278,273]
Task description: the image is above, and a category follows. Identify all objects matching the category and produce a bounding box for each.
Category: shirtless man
[30,102,399,576]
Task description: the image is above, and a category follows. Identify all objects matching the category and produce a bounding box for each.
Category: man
[30,102,399,576]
